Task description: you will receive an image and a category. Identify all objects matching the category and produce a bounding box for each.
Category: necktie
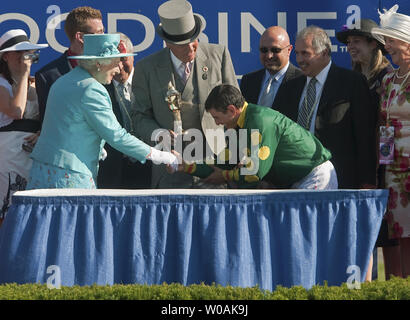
[181,62,191,83]
[298,77,317,130]
[258,76,275,107]
[117,83,133,132]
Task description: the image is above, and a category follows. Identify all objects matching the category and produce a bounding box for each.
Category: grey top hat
[156,0,203,45]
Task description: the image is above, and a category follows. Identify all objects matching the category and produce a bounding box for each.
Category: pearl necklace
[395,68,410,79]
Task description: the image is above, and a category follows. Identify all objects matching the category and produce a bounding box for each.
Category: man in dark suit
[240,26,302,108]
[97,34,152,189]
[274,26,377,189]
[35,6,104,123]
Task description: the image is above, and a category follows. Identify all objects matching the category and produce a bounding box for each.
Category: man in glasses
[240,26,302,108]
[35,6,104,124]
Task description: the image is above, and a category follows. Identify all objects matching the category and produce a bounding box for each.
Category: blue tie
[298,77,317,130]
[258,76,275,107]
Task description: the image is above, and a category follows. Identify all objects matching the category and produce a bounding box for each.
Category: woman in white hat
[0,29,48,220]
[26,33,178,190]
[371,5,410,279]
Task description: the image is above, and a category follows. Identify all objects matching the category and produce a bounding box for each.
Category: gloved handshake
[147,148,181,172]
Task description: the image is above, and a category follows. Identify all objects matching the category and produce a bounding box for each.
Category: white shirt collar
[263,61,290,84]
[307,60,332,85]
[113,68,134,88]
[170,50,193,71]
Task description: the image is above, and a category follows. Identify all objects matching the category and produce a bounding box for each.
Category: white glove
[99,148,108,161]
[147,148,179,171]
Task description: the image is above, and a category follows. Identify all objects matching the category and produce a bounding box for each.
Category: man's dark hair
[205,84,245,113]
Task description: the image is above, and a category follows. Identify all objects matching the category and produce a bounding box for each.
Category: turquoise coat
[31,66,151,180]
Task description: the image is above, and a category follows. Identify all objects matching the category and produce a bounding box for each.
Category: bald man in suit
[240,26,302,109]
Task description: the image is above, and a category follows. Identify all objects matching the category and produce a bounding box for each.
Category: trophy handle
[166,82,184,135]
[173,111,183,135]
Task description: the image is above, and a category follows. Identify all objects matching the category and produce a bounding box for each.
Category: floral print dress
[379,71,410,239]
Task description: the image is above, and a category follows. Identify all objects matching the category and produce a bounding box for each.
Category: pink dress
[379,71,410,239]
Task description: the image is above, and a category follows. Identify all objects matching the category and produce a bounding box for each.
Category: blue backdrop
[1,0,409,79]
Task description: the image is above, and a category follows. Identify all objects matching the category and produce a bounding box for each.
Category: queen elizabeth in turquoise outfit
[27,34,178,189]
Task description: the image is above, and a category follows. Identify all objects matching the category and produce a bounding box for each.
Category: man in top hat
[273,25,377,189]
[131,0,239,189]
[35,6,104,124]
[240,26,302,108]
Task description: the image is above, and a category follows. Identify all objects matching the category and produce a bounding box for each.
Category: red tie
[67,48,78,68]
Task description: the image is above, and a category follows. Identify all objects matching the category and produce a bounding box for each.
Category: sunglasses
[259,45,290,54]
[79,30,105,36]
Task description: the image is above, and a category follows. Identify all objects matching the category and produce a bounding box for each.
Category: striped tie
[298,77,317,130]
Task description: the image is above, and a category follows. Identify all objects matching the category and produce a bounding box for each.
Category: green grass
[0,250,404,300]
[378,248,386,281]
[0,277,409,300]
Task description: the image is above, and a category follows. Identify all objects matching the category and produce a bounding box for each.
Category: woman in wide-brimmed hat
[0,29,48,220]
[337,19,392,88]
[26,33,178,190]
[337,18,394,282]
[371,4,410,279]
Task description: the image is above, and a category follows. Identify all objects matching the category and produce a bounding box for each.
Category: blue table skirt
[0,189,388,290]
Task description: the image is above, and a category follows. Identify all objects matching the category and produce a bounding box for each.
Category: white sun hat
[0,29,48,57]
[371,4,410,44]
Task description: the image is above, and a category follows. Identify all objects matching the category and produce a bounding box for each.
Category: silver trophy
[165,82,183,135]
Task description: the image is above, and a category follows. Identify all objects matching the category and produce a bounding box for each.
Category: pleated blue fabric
[0,189,388,290]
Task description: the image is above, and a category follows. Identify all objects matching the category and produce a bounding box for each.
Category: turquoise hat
[68,34,136,60]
